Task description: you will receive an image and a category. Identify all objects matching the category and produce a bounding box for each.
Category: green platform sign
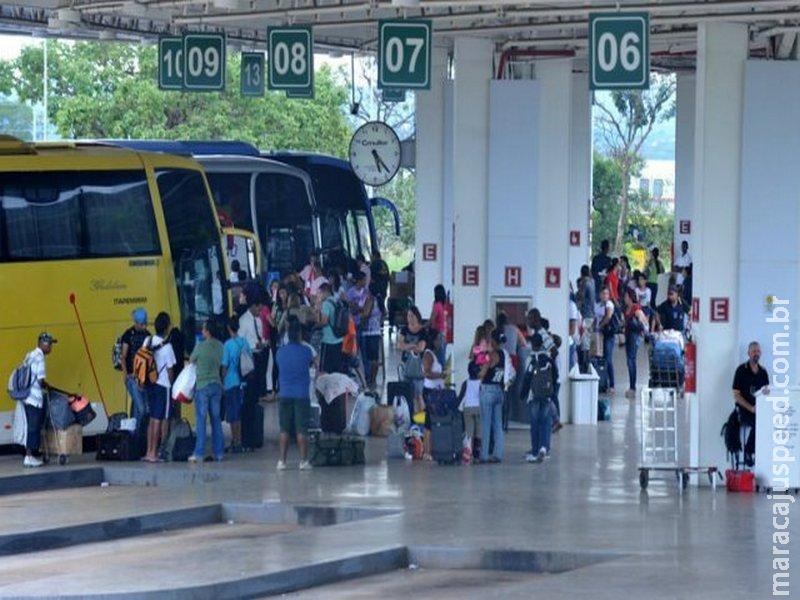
[158,37,183,90]
[240,52,265,97]
[382,88,407,103]
[589,12,649,90]
[183,33,226,91]
[267,26,313,94]
[286,87,314,99]
[378,20,431,90]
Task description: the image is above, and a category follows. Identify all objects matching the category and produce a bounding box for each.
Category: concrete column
[414,46,449,310]
[567,72,592,287]
[452,37,493,380]
[441,81,455,291]
[674,73,695,250]
[691,23,748,473]
[534,59,572,416]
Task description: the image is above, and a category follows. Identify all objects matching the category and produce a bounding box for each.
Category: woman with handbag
[397,306,427,422]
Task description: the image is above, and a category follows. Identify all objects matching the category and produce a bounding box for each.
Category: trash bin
[569,364,599,424]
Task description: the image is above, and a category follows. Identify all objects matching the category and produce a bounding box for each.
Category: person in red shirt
[605,258,621,304]
[623,290,649,398]
[428,284,448,366]
[258,291,276,399]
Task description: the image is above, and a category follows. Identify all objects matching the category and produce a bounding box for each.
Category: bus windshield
[205,172,253,230]
[155,169,225,351]
[0,170,160,261]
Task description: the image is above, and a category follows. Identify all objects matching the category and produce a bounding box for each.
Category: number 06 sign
[589,12,649,90]
[378,20,431,90]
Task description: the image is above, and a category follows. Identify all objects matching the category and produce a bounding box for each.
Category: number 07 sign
[589,12,649,90]
[378,20,431,90]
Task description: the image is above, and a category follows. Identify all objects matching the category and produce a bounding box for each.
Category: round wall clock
[348,121,401,186]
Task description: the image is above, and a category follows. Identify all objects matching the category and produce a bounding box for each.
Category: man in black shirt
[656,286,687,334]
[120,307,151,426]
[732,341,769,428]
[590,240,613,301]
[369,249,390,316]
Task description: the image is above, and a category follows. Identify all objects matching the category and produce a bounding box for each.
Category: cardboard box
[44,424,83,457]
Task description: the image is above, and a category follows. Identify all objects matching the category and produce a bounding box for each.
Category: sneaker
[23,455,43,468]
[276,460,287,471]
[299,460,313,471]
[187,455,200,463]
[625,389,636,399]
[525,453,539,463]
[537,447,547,462]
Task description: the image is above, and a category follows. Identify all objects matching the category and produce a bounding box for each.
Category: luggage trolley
[638,386,720,491]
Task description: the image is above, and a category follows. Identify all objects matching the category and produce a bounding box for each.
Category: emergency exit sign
[589,12,649,90]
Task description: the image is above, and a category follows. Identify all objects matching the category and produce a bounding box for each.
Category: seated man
[655,285,687,334]
[732,341,768,465]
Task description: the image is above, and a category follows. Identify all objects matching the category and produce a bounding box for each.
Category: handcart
[638,386,720,491]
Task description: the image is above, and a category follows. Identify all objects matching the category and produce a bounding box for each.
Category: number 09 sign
[589,12,649,90]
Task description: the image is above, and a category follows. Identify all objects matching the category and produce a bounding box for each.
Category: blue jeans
[125,375,148,427]
[625,334,642,391]
[194,383,223,460]
[603,333,616,389]
[24,402,44,454]
[480,385,504,461]
[551,382,561,424]
[529,399,552,454]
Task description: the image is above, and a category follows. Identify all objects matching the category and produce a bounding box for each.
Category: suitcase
[320,393,347,434]
[96,430,142,461]
[241,401,264,449]
[424,388,460,418]
[309,432,365,467]
[598,398,611,421]
[430,410,463,465]
[591,357,609,393]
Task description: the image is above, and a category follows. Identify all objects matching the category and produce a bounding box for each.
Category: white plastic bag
[171,363,197,403]
[390,394,411,433]
[347,393,375,437]
[13,401,26,447]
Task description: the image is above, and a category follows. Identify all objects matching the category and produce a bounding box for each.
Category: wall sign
[679,219,691,235]
[505,266,522,288]
[570,230,581,246]
[692,297,699,323]
[545,267,561,289]
[422,243,437,262]
[462,265,479,287]
[710,297,729,323]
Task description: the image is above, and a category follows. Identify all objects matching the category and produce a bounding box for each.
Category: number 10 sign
[589,12,649,90]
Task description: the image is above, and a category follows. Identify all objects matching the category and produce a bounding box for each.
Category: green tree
[0,98,33,140]
[373,168,415,268]
[0,40,352,155]
[594,73,676,254]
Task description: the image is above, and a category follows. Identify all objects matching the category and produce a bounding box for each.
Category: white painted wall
[568,72,593,287]
[414,47,448,310]
[738,60,800,382]
[692,22,748,472]
[487,80,538,300]
[674,73,696,252]
[451,37,493,381]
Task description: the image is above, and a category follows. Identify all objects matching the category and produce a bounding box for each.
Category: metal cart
[638,386,720,491]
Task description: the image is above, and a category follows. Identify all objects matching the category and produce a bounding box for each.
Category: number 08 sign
[589,12,649,90]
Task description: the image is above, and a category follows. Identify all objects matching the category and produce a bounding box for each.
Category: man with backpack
[120,308,151,428]
[316,282,345,374]
[20,332,57,467]
[521,334,554,463]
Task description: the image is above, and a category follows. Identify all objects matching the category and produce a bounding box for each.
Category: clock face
[349,121,401,187]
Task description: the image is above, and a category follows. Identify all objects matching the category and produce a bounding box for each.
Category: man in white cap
[22,332,57,467]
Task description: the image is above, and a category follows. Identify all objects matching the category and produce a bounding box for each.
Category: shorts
[223,386,244,423]
[279,397,311,436]
[363,335,381,362]
[320,342,343,374]
[147,384,168,421]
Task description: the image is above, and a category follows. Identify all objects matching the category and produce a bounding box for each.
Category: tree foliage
[592,152,673,270]
[594,74,676,253]
[0,40,352,156]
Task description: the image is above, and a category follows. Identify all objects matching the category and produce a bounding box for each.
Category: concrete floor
[0,342,793,598]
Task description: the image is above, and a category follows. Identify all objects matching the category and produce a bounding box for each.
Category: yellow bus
[0,137,240,444]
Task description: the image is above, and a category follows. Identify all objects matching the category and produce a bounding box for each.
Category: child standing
[457,361,482,464]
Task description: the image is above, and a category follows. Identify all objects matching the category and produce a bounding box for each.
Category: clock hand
[373,150,390,173]
[371,148,383,171]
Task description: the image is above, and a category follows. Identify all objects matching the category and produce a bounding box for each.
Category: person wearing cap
[120,308,152,429]
[655,285,688,334]
[20,332,57,467]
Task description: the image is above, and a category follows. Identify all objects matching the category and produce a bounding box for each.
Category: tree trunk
[613,166,631,255]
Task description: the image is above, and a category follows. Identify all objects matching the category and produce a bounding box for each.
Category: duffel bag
[309,432,365,467]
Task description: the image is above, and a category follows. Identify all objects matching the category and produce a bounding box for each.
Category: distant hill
[639,118,676,160]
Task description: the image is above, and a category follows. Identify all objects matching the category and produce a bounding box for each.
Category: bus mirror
[371,197,401,236]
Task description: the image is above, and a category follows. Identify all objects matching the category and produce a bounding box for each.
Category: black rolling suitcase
[96,431,141,461]
[426,388,463,465]
[241,401,264,449]
[591,357,609,393]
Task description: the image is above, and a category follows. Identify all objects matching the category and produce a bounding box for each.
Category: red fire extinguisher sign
[684,342,696,393]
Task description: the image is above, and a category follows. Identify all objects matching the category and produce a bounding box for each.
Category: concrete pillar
[452,37,493,380]
[691,23,748,473]
[674,73,695,251]
[441,81,455,292]
[533,59,572,415]
[567,72,593,287]
[414,46,449,310]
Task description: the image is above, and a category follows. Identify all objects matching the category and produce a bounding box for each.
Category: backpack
[604,304,624,335]
[7,355,34,401]
[522,352,554,401]
[111,336,124,371]
[721,409,742,457]
[132,338,163,387]
[326,298,350,338]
